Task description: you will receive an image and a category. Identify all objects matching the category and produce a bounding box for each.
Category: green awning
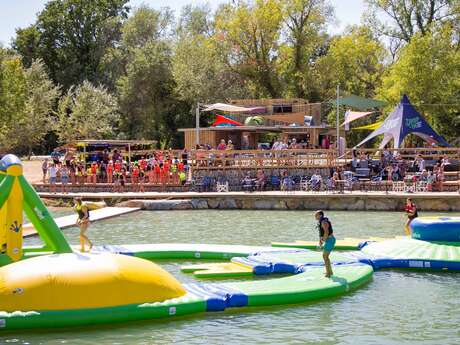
[329,95,387,110]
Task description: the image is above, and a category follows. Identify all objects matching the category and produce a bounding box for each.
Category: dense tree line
[0,0,459,154]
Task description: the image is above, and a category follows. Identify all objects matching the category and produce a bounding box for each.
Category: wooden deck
[23,207,141,238]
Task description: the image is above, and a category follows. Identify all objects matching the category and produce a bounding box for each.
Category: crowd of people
[40,144,455,194]
[195,137,332,151]
[351,148,451,191]
[42,149,189,193]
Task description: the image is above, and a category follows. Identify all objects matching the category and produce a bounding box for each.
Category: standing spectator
[280,139,288,150]
[271,140,281,150]
[42,158,49,184]
[107,161,114,183]
[435,163,444,191]
[414,154,425,172]
[69,160,77,184]
[102,149,110,164]
[426,170,434,192]
[217,139,226,150]
[146,165,153,184]
[50,150,61,165]
[60,164,69,193]
[112,149,122,162]
[131,164,140,190]
[226,140,235,150]
[86,165,93,184]
[242,135,249,150]
[289,138,300,149]
[139,169,145,193]
[139,157,148,171]
[181,149,188,165]
[48,163,58,193]
[90,162,97,183]
[64,150,73,167]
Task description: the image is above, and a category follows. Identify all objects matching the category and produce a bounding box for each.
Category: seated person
[426,171,435,191]
[255,170,266,191]
[420,169,428,182]
[310,172,322,190]
[281,171,294,191]
[241,173,255,191]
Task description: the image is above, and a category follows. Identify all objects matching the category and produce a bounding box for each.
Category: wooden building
[178,98,344,150]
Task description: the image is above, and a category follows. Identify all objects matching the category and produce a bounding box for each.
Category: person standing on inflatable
[404,198,418,235]
[315,210,336,278]
[74,197,92,252]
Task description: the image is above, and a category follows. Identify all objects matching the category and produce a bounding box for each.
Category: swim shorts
[323,236,336,252]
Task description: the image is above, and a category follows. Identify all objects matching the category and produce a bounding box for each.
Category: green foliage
[378,25,460,141]
[3,0,458,152]
[172,5,248,104]
[279,0,333,99]
[14,60,60,155]
[0,52,58,154]
[13,0,129,90]
[214,0,283,97]
[318,26,387,100]
[56,81,118,142]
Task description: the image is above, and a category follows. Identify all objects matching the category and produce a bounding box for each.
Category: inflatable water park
[1,154,460,331]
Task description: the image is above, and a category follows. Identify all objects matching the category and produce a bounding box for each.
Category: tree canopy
[0,0,459,154]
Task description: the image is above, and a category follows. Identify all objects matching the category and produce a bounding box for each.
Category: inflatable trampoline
[410,217,460,242]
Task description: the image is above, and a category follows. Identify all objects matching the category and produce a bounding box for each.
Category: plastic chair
[216,181,229,192]
[415,181,428,193]
[392,181,406,192]
[269,175,280,190]
[281,177,295,193]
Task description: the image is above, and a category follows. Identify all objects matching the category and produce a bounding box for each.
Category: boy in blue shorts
[315,210,336,277]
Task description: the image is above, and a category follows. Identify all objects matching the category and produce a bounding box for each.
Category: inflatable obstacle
[360,238,460,271]
[0,155,71,266]
[271,237,408,251]
[411,217,460,242]
[272,238,370,251]
[0,249,373,330]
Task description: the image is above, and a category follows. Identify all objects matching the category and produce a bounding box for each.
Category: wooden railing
[340,147,460,163]
[188,149,337,170]
[187,147,460,171]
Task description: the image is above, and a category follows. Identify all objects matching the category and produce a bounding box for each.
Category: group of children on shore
[42,150,188,193]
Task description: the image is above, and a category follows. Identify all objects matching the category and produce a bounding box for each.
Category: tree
[214,0,283,98]
[13,0,130,90]
[0,52,27,152]
[12,60,60,156]
[56,81,119,142]
[316,26,387,100]
[378,25,460,141]
[280,0,333,99]
[106,5,189,146]
[172,5,248,104]
[365,0,458,55]
[0,52,58,155]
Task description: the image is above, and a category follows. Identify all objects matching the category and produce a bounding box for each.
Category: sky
[0,0,368,46]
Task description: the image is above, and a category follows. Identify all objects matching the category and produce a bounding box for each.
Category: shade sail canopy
[203,103,265,113]
[354,95,450,149]
[353,121,383,130]
[211,115,242,127]
[342,110,375,126]
[330,95,387,110]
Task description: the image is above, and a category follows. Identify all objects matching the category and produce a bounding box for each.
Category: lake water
[4,209,460,344]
